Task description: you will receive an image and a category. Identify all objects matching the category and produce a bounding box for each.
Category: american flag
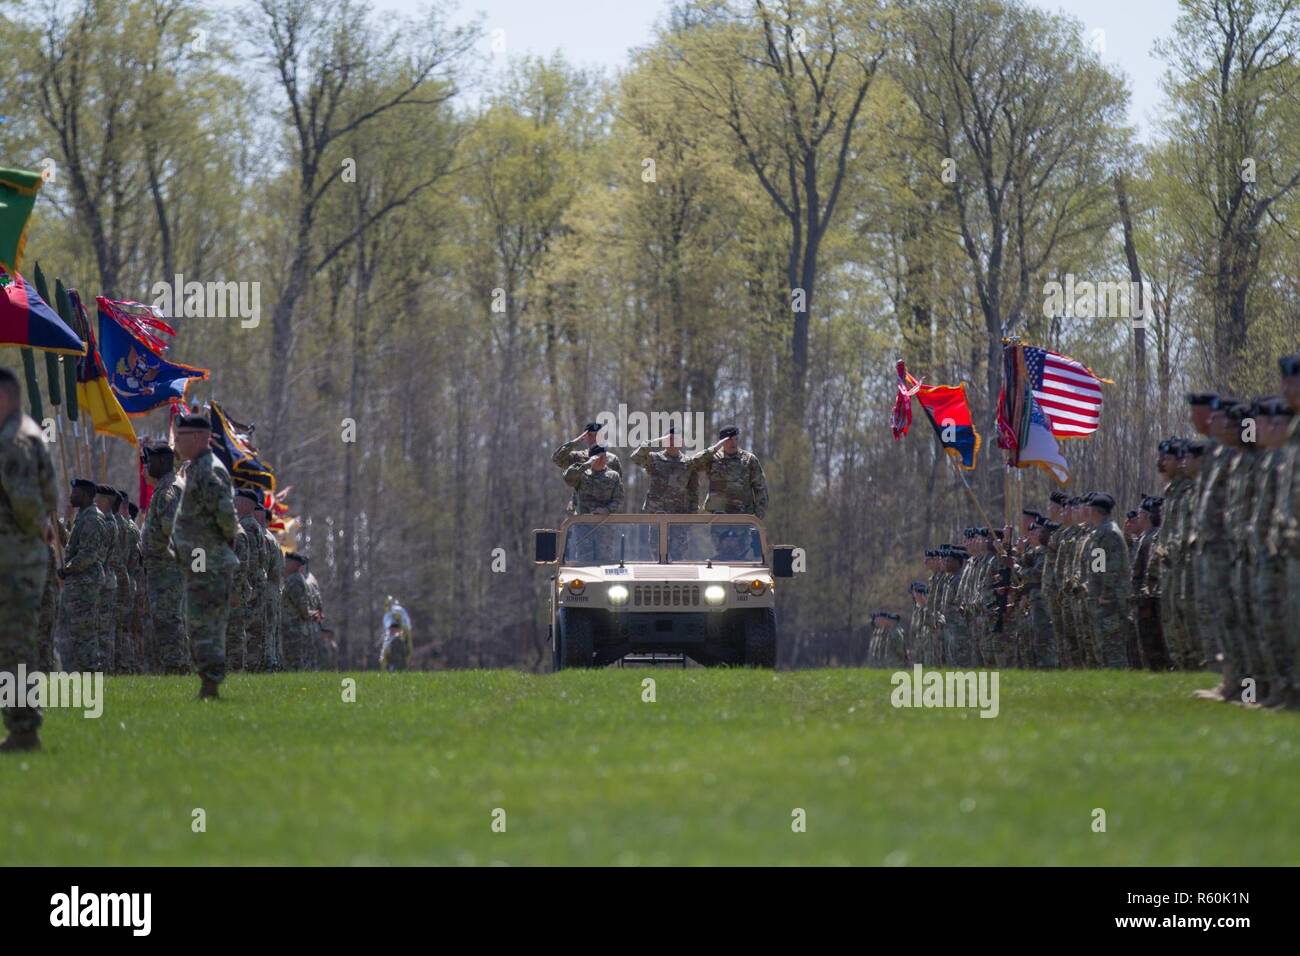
[1023,346,1106,438]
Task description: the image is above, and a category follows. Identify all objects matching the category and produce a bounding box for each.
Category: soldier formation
[0,388,331,751]
[870,353,1300,711]
[551,421,768,517]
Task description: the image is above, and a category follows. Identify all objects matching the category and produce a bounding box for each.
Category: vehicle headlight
[704,585,727,606]
[734,578,770,594]
[607,584,629,605]
[567,578,585,595]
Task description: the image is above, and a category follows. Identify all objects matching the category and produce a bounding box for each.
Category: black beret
[886,612,902,622]
[1225,402,1251,422]
[584,422,601,433]
[1210,396,1242,412]
[1089,492,1116,513]
[1186,392,1217,406]
[1043,521,1061,532]
[1125,509,1139,519]
[1187,441,1207,457]
[175,413,211,430]
[939,543,953,550]
[235,489,260,503]
[1260,398,1294,417]
[1157,439,1174,454]
[962,527,974,537]
[588,444,607,456]
[1141,497,1163,512]
[70,478,97,491]
[1021,509,1043,519]
[1049,491,1068,505]
[718,426,739,439]
[285,552,308,565]
[1280,354,1300,377]
[94,484,115,496]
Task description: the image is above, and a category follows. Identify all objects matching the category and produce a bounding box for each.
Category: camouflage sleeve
[749,456,769,520]
[552,437,585,469]
[629,445,652,468]
[285,577,309,620]
[64,517,97,574]
[686,447,713,476]
[1,434,52,538]
[685,469,701,513]
[563,461,585,488]
[1099,530,1129,602]
[610,473,626,513]
[607,452,622,475]
[1274,446,1298,554]
[210,468,239,543]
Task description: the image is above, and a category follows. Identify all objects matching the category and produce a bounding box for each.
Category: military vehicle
[533,513,795,669]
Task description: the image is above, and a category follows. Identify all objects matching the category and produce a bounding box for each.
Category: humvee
[533,514,796,669]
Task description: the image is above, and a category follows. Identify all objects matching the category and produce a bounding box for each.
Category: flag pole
[943,450,997,533]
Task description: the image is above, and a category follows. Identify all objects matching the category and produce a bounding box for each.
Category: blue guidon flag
[97,296,208,415]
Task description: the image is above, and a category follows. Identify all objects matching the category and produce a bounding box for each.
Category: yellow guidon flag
[68,288,136,446]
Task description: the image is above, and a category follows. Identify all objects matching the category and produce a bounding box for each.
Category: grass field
[2,668,1297,866]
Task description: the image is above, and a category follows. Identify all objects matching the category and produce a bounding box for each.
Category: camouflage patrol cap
[1279,354,1300,377]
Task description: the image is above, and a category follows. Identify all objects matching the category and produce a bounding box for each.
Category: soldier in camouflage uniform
[59,479,112,671]
[1251,398,1293,705]
[687,426,768,519]
[280,552,315,670]
[1042,493,1070,667]
[920,550,943,665]
[874,612,907,668]
[562,444,625,515]
[111,491,140,673]
[93,485,122,671]
[1130,496,1169,670]
[259,506,284,671]
[553,422,622,515]
[1190,397,1245,699]
[1051,500,1084,667]
[1156,432,1199,668]
[126,502,147,671]
[950,529,980,665]
[938,547,969,663]
[1020,521,1059,668]
[0,368,58,751]
[36,536,59,672]
[1225,403,1268,696]
[1080,493,1130,669]
[225,505,252,671]
[306,566,324,668]
[142,443,188,673]
[1275,355,1300,708]
[629,429,700,513]
[234,490,269,670]
[907,581,927,665]
[172,414,240,698]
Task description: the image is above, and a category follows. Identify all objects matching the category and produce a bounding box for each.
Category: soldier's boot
[0,730,40,752]
[196,678,220,700]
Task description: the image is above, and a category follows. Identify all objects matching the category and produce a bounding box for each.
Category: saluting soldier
[0,366,58,751]
[629,428,699,513]
[553,422,622,514]
[687,426,768,519]
[172,413,240,699]
[141,442,188,673]
[563,444,625,515]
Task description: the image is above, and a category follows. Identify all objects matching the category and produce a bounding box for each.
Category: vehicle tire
[557,608,597,670]
[742,608,777,667]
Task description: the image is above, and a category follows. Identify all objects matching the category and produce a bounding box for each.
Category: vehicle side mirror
[534,529,559,564]
[772,545,795,578]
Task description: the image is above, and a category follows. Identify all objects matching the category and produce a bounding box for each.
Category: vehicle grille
[633,584,701,607]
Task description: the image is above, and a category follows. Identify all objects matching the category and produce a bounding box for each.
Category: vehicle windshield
[563,521,660,564]
[667,522,763,563]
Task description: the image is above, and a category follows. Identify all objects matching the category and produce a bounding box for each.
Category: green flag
[0,167,44,271]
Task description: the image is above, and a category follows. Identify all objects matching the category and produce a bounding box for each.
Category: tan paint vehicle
[533,514,796,669]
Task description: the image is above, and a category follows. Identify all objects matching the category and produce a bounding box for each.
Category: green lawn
[2,669,1297,865]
